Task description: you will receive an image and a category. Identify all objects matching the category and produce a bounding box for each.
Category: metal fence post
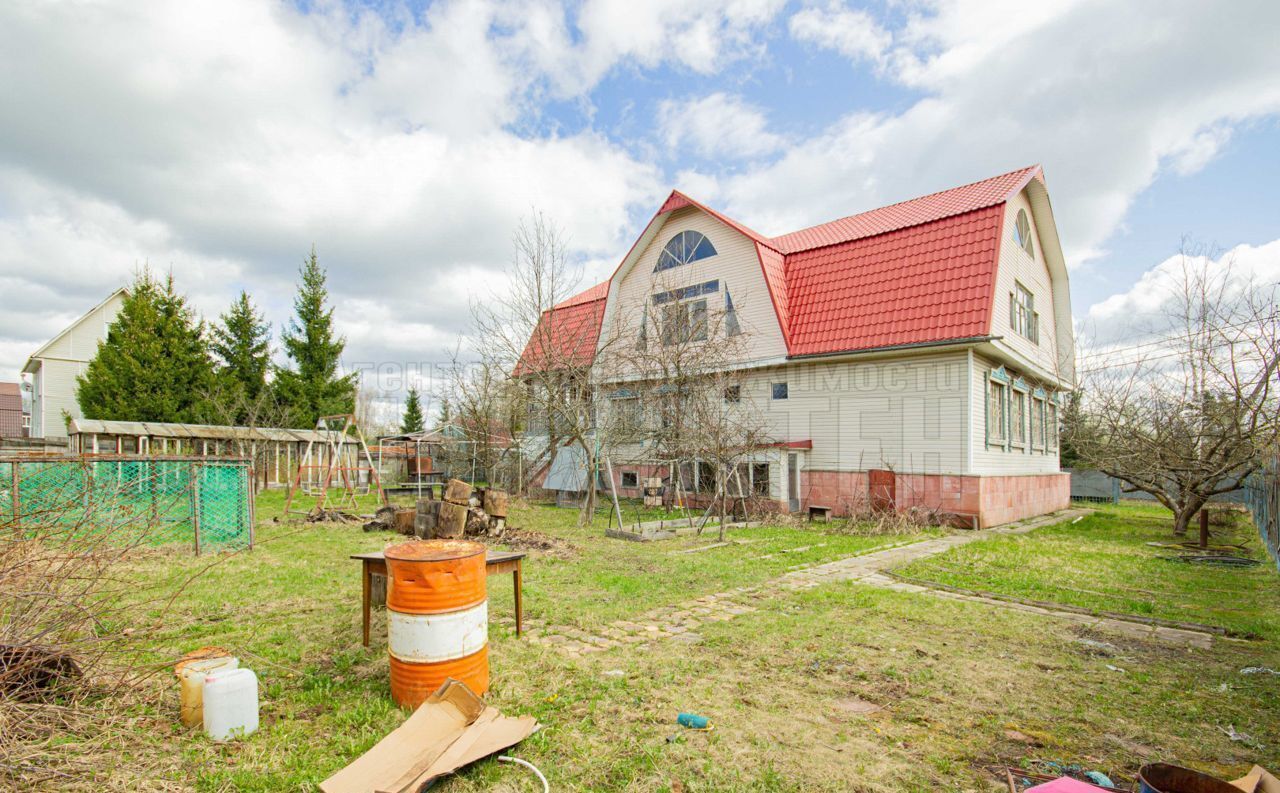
[191,461,202,556]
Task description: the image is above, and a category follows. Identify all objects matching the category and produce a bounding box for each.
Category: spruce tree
[211,291,270,407]
[77,269,216,423]
[401,387,425,434]
[273,247,356,427]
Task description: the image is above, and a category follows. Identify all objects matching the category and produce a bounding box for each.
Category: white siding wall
[990,190,1062,377]
[968,352,1061,475]
[28,291,124,438]
[740,351,970,475]
[37,359,89,438]
[608,207,788,366]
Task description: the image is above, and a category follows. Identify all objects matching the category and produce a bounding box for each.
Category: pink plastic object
[1026,778,1109,793]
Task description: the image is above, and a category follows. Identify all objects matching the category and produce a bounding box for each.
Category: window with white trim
[1011,389,1027,446]
[1048,402,1059,450]
[655,230,717,272]
[1013,209,1034,257]
[987,380,1008,445]
[660,299,708,345]
[612,396,642,433]
[1031,397,1045,449]
[1010,281,1039,344]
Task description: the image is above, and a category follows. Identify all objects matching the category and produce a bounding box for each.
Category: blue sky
[1,0,1278,395]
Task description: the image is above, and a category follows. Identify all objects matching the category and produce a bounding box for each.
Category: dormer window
[1013,209,1034,257]
[655,231,716,272]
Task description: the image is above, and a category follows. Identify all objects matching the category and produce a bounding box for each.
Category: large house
[523,166,1073,528]
[22,287,127,438]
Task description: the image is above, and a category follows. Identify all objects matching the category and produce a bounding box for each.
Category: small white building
[22,288,127,438]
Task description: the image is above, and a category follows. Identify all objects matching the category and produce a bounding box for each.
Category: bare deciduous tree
[472,212,617,524]
[601,268,775,539]
[1068,243,1280,540]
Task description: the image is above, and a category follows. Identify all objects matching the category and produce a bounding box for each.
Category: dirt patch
[1070,627,1185,661]
[490,528,578,558]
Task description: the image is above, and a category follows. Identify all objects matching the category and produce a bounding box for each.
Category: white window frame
[1031,396,1045,450]
[660,297,708,346]
[1048,401,1059,451]
[1010,281,1040,344]
[1010,387,1027,448]
[987,378,1008,446]
[1014,208,1034,257]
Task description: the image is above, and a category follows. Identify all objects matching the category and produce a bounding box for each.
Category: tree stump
[483,489,509,518]
[444,479,473,506]
[437,501,468,538]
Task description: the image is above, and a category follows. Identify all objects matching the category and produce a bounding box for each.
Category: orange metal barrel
[384,540,488,708]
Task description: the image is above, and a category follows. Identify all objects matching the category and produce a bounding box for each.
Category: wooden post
[1199,507,1210,550]
[192,462,202,556]
[247,463,256,550]
[603,456,624,530]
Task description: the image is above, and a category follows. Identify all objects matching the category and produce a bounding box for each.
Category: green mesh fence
[0,456,253,553]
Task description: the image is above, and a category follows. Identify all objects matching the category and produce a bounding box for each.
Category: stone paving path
[520,508,1217,655]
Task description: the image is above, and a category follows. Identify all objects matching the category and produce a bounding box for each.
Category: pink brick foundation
[800,470,1068,528]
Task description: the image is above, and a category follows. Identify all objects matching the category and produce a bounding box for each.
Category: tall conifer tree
[273,247,356,427]
[401,387,425,434]
[77,270,215,423]
[211,291,271,406]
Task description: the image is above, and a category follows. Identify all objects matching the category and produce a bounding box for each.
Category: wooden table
[350,550,526,647]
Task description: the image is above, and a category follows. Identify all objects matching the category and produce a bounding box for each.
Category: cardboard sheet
[320,679,538,793]
[1233,767,1280,793]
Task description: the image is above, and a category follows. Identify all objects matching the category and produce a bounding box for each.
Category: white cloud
[789,2,891,64]
[1085,239,1280,343]
[705,0,1280,275]
[3,0,769,381]
[658,93,784,159]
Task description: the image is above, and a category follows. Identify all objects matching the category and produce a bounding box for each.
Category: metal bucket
[384,539,488,708]
[1137,764,1240,793]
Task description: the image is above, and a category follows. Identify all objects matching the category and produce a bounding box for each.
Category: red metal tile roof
[516,165,1043,370]
[514,283,608,375]
[784,205,1005,356]
[769,166,1040,253]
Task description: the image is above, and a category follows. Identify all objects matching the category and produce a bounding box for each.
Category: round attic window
[1014,209,1034,257]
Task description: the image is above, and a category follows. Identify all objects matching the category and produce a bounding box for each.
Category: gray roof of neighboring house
[67,418,357,444]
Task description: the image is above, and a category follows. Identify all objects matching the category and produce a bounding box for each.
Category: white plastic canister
[177,656,239,728]
[202,668,259,741]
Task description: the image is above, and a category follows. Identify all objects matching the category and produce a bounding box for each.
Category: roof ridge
[768,164,1040,253]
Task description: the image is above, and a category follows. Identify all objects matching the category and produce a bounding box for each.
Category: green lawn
[31,497,1280,791]
[895,501,1280,640]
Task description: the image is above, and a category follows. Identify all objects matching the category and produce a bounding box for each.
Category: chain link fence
[0,456,253,553]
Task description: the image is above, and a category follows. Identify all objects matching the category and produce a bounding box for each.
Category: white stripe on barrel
[387,601,488,663]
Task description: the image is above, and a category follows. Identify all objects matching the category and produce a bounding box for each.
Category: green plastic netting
[0,457,252,553]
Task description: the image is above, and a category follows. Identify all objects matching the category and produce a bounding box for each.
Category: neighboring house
[0,382,22,438]
[520,166,1074,528]
[22,288,127,439]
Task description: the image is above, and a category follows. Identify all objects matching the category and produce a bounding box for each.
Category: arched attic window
[1013,209,1034,257]
[655,230,716,272]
